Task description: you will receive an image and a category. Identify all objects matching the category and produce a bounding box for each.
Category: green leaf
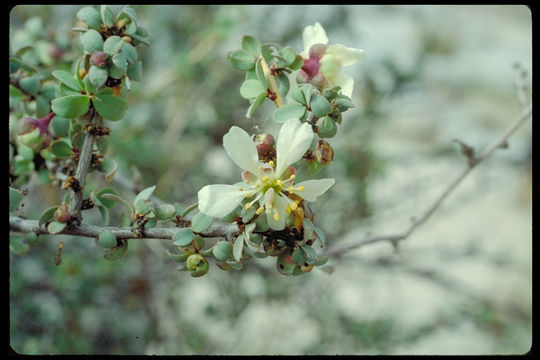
[228,49,256,71]
[155,204,176,221]
[212,241,233,261]
[233,235,244,262]
[10,236,30,256]
[254,57,268,89]
[317,116,338,138]
[52,70,83,92]
[83,75,96,96]
[100,5,115,27]
[301,84,314,105]
[98,230,117,249]
[102,36,123,55]
[303,218,326,247]
[96,188,119,209]
[47,221,67,234]
[245,91,267,118]
[122,42,137,64]
[87,65,108,88]
[9,187,23,212]
[9,57,37,74]
[307,159,326,175]
[276,73,290,98]
[172,228,195,247]
[314,257,329,267]
[190,213,213,233]
[291,246,306,266]
[133,185,156,205]
[81,29,104,54]
[36,95,50,118]
[99,204,111,225]
[19,76,41,96]
[25,232,39,247]
[104,239,128,261]
[310,94,332,117]
[289,86,306,105]
[335,95,354,112]
[51,95,90,118]
[126,61,142,81]
[101,193,134,214]
[77,6,102,30]
[51,139,74,158]
[300,244,317,263]
[166,249,191,263]
[99,158,118,181]
[273,103,306,123]
[240,79,265,99]
[112,52,128,73]
[174,203,183,217]
[289,55,304,70]
[96,136,109,153]
[280,46,296,66]
[39,206,58,227]
[241,35,261,57]
[92,94,128,121]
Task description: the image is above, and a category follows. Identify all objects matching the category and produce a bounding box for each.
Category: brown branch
[322,67,531,258]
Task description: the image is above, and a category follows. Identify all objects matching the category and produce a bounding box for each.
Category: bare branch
[322,68,531,258]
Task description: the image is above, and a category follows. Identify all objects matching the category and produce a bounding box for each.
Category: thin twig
[322,68,531,258]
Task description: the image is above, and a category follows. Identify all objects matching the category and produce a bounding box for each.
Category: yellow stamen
[290,174,296,180]
[290,201,298,211]
[256,206,265,215]
[285,206,292,214]
[268,160,275,167]
[298,185,304,191]
[238,187,244,191]
[245,203,252,209]
[273,212,280,221]
[277,179,283,186]
[262,176,269,182]
[245,192,253,198]
[288,186,295,194]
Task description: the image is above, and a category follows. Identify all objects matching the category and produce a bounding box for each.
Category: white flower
[198,118,335,230]
[299,22,365,97]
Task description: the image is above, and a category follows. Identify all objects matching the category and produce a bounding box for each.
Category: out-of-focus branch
[322,65,531,258]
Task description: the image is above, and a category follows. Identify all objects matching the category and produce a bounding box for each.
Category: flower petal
[303,22,328,55]
[332,73,355,98]
[223,126,261,176]
[326,44,365,67]
[295,178,335,201]
[267,194,288,230]
[276,118,313,176]
[198,184,255,218]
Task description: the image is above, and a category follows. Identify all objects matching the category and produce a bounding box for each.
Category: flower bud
[54,202,71,223]
[254,133,276,163]
[310,73,329,91]
[317,116,338,138]
[16,112,54,151]
[90,51,110,68]
[296,69,310,84]
[186,254,209,277]
[309,44,327,60]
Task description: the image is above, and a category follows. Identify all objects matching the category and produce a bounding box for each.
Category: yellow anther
[273,212,281,221]
[285,206,292,214]
[298,185,304,191]
[256,206,265,215]
[288,186,295,194]
[289,174,296,180]
[245,192,253,198]
[245,203,252,209]
[290,202,298,211]
[238,187,244,191]
[268,160,275,168]
[262,176,269,182]
[277,179,284,186]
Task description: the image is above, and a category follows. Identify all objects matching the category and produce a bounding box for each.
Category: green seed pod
[276,253,296,275]
[186,254,209,277]
[98,230,117,249]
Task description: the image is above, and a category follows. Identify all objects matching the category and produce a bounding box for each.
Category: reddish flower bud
[90,51,110,68]
[16,112,55,151]
[253,133,276,163]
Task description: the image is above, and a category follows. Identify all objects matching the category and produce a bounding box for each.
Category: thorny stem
[259,55,284,108]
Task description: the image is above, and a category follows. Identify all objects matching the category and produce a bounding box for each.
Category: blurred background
[9,5,531,355]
